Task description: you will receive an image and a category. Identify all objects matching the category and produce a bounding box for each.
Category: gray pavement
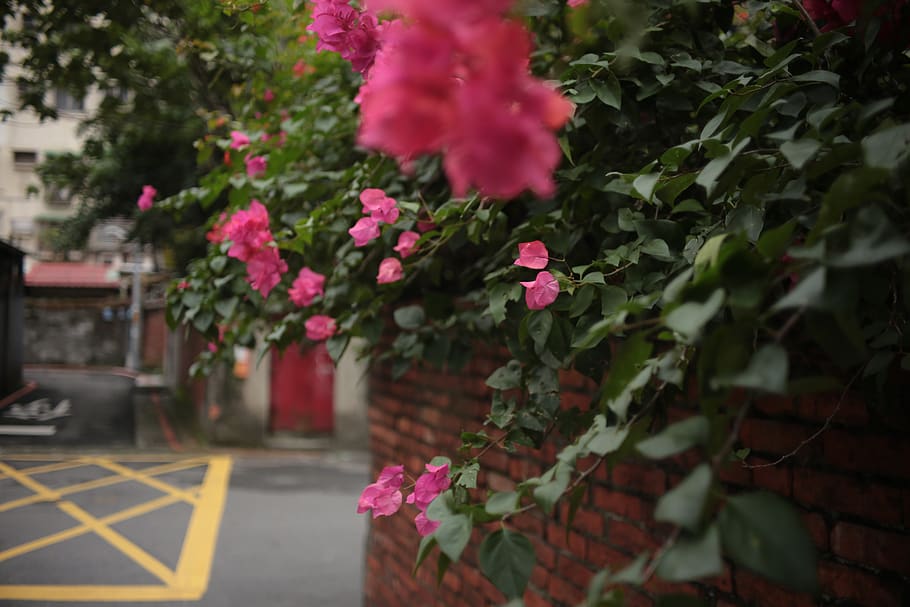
[0,451,370,607]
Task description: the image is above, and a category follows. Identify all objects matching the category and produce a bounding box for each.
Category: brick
[818,560,904,605]
[586,539,630,570]
[524,589,552,607]
[823,429,910,480]
[605,519,659,554]
[571,508,605,536]
[594,489,654,521]
[734,569,815,607]
[802,512,829,551]
[548,574,582,605]
[611,463,667,496]
[831,522,910,576]
[531,564,550,590]
[750,460,792,496]
[740,418,821,460]
[796,392,868,426]
[792,468,903,524]
[557,554,595,589]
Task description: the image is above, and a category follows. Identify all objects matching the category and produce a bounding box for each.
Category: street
[0,451,369,607]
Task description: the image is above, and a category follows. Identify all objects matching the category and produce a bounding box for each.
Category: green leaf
[570,285,597,318]
[773,267,825,310]
[862,122,910,170]
[636,416,710,459]
[655,464,712,531]
[487,360,522,390]
[479,529,536,599]
[600,285,628,315]
[489,283,522,325]
[633,173,660,202]
[214,296,239,319]
[528,310,553,352]
[827,206,910,267]
[435,513,472,562]
[394,305,425,330]
[587,423,630,456]
[715,343,789,394]
[719,492,818,592]
[592,72,622,110]
[792,70,840,87]
[601,333,653,419]
[665,289,725,341]
[779,139,821,170]
[458,462,480,489]
[656,524,723,582]
[485,491,519,516]
[696,137,751,196]
[756,219,796,260]
[533,464,570,514]
[326,334,350,363]
[414,535,437,573]
[193,310,214,333]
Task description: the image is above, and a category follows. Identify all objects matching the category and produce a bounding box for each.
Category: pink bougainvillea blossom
[225,201,271,261]
[376,257,403,284]
[229,130,250,150]
[136,185,157,211]
[567,0,588,7]
[307,0,381,74]
[360,188,400,224]
[245,155,268,178]
[417,219,436,233]
[514,240,549,269]
[348,216,380,246]
[414,511,440,536]
[245,247,287,298]
[305,314,337,341]
[263,88,275,102]
[292,60,313,77]
[393,230,420,258]
[357,464,405,518]
[520,271,560,310]
[177,280,190,290]
[207,212,229,244]
[289,267,326,307]
[406,463,451,511]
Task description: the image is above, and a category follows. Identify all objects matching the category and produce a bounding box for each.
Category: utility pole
[124,246,143,371]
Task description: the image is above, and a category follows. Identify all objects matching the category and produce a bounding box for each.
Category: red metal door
[269,343,334,434]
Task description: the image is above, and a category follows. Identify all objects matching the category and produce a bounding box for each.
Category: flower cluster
[223,200,287,298]
[357,461,451,536]
[309,0,573,199]
[307,0,381,74]
[347,187,416,285]
[514,240,559,309]
[136,185,157,211]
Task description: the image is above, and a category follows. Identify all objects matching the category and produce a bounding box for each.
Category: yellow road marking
[0,458,90,480]
[0,455,232,601]
[56,501,176,586]
[0,458,207,514]
[85,458,199,505]
[0,585,204,601]
[173,455,232,593]
[0,488,199,563]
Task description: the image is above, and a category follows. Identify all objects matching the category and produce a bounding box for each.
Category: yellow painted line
[0,453,196,462]
[0,461,61,501]
[0,458,89,480]
[0,585,204,601]
[0,458,207,513]
[173,455,232,593]
[57,501,176,586]
[0,487,199,563]
[86,458,199,505]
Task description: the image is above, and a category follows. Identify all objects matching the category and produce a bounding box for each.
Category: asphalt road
[0,451,369,607]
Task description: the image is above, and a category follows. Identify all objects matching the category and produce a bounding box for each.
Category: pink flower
[307,0,380,74]
[292,60,310,77]
[414,511,440,536]
[263,88,275,102]
[245,155,268,178]
[406,463,451,511]
[520,271,559,310]
[207,212,229,243]
[417,219,436,233]
[357,465,405,518]
[376,257,403,284]
[289,267,326,307]
[208,342,217,353]
[514,240,549,269]
[136,185,156,211]
[360,188,400,224]
[393,231,420,258]
[229,130,250,150]
[177,280,190,290]
[567,0,588,6]
[348,216,380,246]
[225,201,272,261]
[305,314,337,341]
[245,247,287,298]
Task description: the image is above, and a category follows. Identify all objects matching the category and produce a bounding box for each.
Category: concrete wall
[25,298,130,366]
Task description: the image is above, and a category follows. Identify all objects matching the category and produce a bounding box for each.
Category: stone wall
[25,297,130,366]
[364,349,909,607]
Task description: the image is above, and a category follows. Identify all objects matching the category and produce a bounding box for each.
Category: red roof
[26,262,121,289]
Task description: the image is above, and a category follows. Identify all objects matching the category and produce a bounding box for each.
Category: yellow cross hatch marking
[0,455,232,602]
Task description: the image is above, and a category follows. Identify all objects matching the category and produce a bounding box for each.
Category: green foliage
[60,0,909,603]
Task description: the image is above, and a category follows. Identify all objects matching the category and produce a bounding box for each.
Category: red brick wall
[364,350,910,607]
[142,306,167,369]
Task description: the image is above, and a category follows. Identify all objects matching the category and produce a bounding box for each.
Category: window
[55,88,85,112]
[46,186,72,206]
[13,150,38,167]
